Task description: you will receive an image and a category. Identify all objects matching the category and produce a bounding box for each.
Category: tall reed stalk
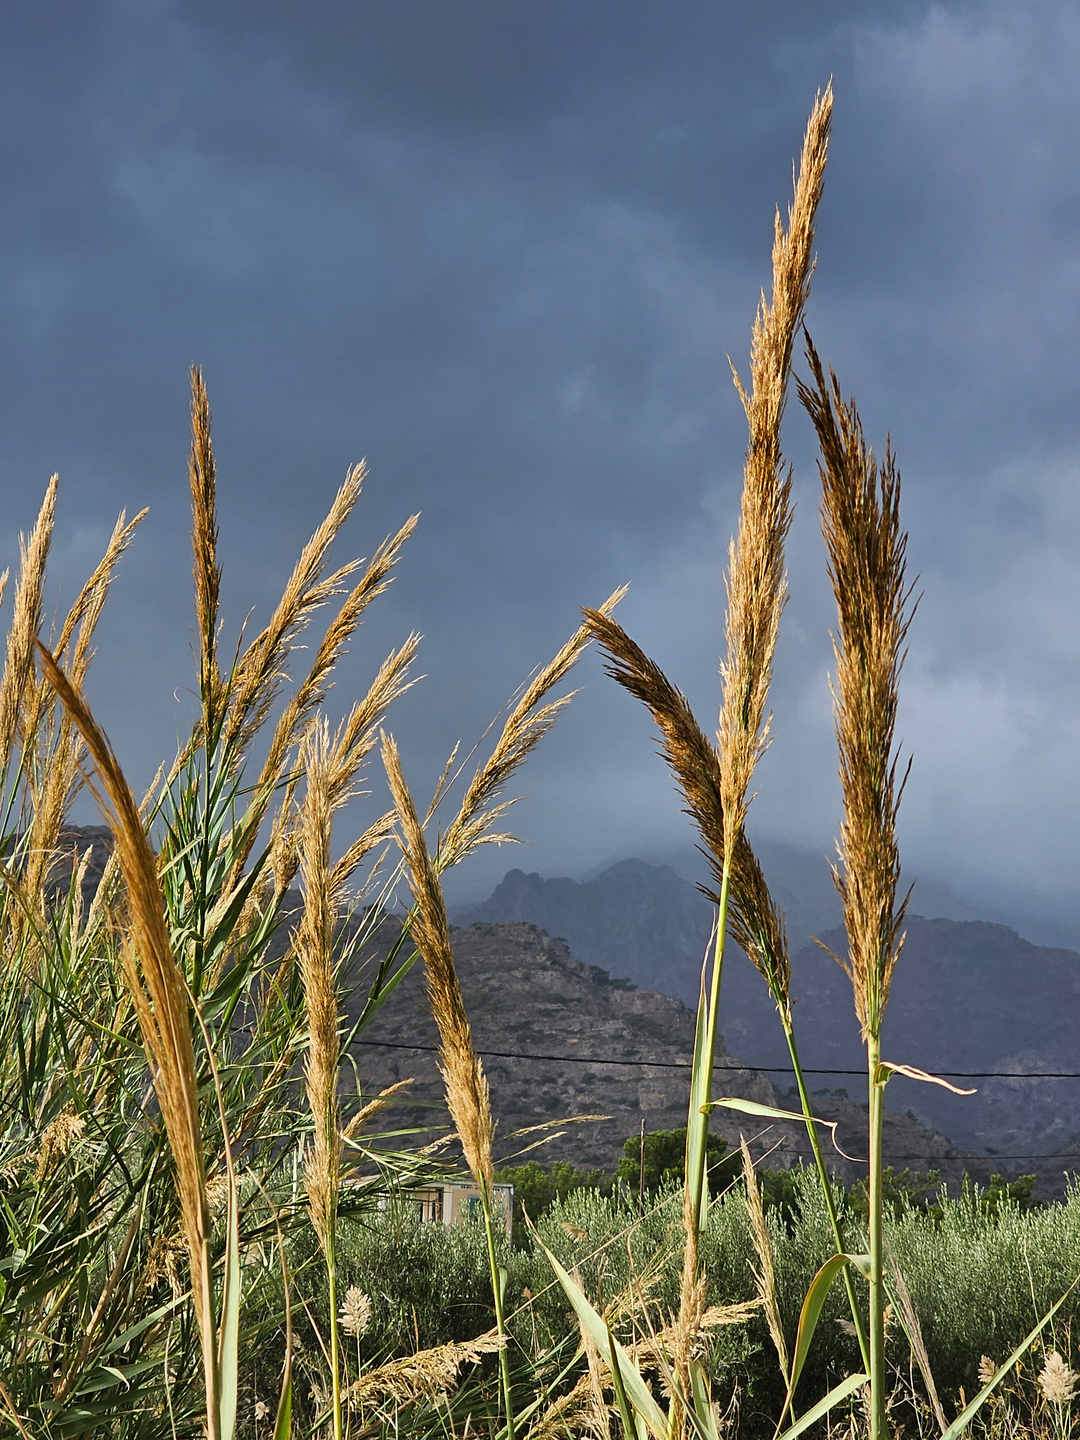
[35,645,231,1440]
[799,336,915,1440]
[381,595,622,1440]
[585,86,831,1420]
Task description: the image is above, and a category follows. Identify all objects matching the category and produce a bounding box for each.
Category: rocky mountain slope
[457,861,1080,1180]
[346,916,971,1185]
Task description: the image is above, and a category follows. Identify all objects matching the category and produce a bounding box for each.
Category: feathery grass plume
[17,509,146,930]
[582,93,831,1424]
[296,722,343,1257]
[221,464,367,756]
[253,633,419,909]
[1039,1351,1079,1406]
[34,644,220,1436]
[798,336,915,1044]
[0,477,56,780]
[382,733,494,1193]
[435,587,626,871]
[224,522,419,889]
[255,517,419,776]
[581,610,791,1018]
[345,1329,504,1410]
[718,82,830,855]
[294,714,384,1440]
[189,367,223,717]
[798,335,915,1440]
[741,1138,788,1380]
[526,1368,610,1440]
[339,1287,372,1339]
[383,731,517,1433]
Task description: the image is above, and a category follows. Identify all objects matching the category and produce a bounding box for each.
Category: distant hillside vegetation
[456,861,1080,1177]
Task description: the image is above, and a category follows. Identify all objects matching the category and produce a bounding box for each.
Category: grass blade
[783,1253,869,1414]
[536,1235,668,1439]
[940,1274,1080,1440]
[775,1373,870,1440]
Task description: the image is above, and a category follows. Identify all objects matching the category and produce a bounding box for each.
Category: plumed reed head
[221,463,367,758]
[295,721,343,1254]
[717,85,830,856]
[382,733,495,1193]
[13,508,146,954]
[34,642,216,1412]
[188,367,222,714]
[436,588,625,873]
[0,477,56,780]
[346,1329,504,1410]
[583,608,791,1015]
[798,336,916,1040]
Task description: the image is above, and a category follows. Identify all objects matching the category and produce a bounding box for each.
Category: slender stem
[482,1194,515,1440]
[867,1036,887,1440]
[327,1242,342,1440]
[783,1019,870,1373]
[687,865,731,1238]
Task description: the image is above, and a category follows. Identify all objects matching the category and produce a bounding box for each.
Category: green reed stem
[686,863,731,1241]
[327,1245,342,1440]
[867,1036,887,1440]
[481,1191,514,1440]
[783,1018,870,1373]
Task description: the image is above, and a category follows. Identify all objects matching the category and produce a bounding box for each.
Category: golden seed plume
[189,367,222,711]
[252,632,420,902]
[1039,1351,1079,1406]
[798,336,915,1040]
[222,464,368,756]
[0,477,57,778]
[296,721,343,1255]
[251,517,420,788]
[382,733,494,1193]
[582,608,790,1016]
[437,587,626,872]
[34,642,216,1419]
[717,83,831,856]
[17,509,146,928]
[345,1329,504,1409]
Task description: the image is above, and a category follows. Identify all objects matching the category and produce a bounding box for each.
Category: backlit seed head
[1039,1350,1079,1405]
[340,1286,373,1337]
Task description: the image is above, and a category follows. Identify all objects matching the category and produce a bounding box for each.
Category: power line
[359,1038,1080,1081]
[360,1039,1080,1164]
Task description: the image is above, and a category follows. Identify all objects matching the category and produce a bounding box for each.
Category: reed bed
[0,83,1068,1440]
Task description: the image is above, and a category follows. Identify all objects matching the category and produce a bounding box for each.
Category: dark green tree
[615,1127,741,1197]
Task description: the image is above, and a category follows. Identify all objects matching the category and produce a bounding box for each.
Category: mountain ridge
[455,859,1080,1172]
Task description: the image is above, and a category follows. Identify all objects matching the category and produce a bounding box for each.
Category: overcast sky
[2,0,1080,917]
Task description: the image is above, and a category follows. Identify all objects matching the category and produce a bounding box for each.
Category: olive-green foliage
[614,1126,741,1197]
[329,1166,1080,1437]
[494,1159,608,1236]
[339,1199,508,1352]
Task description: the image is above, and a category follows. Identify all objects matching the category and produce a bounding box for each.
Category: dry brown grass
[189,366,222,715]
[435,587,625,872]
[582,607,792,1018]
[798,336,915,1041]
[35,643,217,1429]
[717,82,831,856]
[296,721,343,1254]
[0,478,56,781]
[382,731,496,1194]
[16,507,145,945]
[345,1329,504,1410]
[741,1137,788,1380]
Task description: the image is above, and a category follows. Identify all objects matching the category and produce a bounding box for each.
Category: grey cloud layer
[0,0,1077,920]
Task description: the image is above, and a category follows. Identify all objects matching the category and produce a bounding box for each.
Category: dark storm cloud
[0,1,1078,918]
